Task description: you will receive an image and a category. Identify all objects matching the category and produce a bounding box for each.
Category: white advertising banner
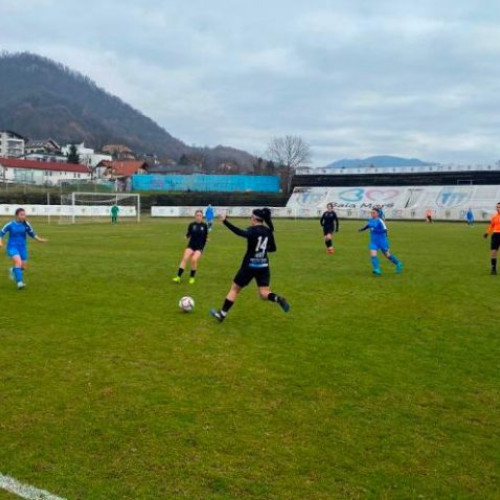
[0,205,137,217]
[286,185,500,221]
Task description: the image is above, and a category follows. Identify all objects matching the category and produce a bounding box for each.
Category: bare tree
[265,135,311,192]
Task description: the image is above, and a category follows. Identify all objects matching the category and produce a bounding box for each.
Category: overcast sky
[2,0,500,166]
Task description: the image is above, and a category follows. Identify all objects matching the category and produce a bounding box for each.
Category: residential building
[0,158,91,186]
[60,142,112,168]
[0,130,26,158]
[22,153,68,163]
[25,138,61,155]
[97,160,148,191]
[102,144,136,160]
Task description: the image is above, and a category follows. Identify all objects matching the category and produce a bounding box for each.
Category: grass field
[0,217,498,500]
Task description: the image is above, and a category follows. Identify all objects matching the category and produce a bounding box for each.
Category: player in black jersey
[210,208,290,322]
[172,210,208,285]
[320,203,339,254]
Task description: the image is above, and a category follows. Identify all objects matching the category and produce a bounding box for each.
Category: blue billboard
[132,174,280,193]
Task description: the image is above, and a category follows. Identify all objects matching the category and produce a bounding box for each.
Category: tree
[67,144,80,164]
[265,160,276,175]
[265,135,311,192]
[179,153,189,166]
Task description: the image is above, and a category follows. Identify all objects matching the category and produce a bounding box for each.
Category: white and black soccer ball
[179,296,195,312]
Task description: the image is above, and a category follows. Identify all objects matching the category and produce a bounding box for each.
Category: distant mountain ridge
[326,155,436,169]
[0,52,255,170]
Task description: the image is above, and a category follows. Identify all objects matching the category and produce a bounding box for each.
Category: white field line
[0,472,66,500]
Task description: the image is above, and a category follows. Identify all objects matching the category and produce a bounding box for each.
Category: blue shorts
[370,239,389,253]
[7,245,28,261]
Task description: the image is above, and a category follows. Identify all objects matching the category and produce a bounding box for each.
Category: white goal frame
[60,192,141,223]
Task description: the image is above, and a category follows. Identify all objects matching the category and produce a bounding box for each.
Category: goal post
[59,192,141,224]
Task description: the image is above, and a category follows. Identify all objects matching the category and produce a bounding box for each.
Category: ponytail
[261,207,274,231]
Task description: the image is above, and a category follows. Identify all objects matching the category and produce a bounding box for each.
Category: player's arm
[223,219,249,238]
[0,222,11,246]
[186,223,193,239]
[484,218,494,238]
[358,224,369,232]
[220,213,249,238]
[202,224,209,246]
[26,223,47,242]
[320,213,325,226]
[334,213,339,232]
[268,232,277,253]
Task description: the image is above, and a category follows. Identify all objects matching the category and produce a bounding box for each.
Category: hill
[0,52,254,170]
[326,155,435,169]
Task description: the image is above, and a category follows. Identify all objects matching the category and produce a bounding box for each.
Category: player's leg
[211,282,244,322]
[211,268,253,321]
[9,252,25,288]
[490,235,499,274]
[324,232,334,254]
[188,250,202,284]
[256,268,290,312]
[258,286,290,313]
[173,248,194,283]
[383,249,403,273]
[369,244,381,275]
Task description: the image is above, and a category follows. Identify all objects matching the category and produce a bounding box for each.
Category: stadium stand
[292,170,500,189]
[289,168,500,221]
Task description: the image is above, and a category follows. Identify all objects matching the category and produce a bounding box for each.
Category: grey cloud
[2,0,500,164]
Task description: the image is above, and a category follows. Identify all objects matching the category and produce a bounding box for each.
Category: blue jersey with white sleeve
[367,217,388,238]
[0,220,36,250]
[360,217,390,251]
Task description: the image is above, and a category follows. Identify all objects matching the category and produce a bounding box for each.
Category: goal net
[59,192,141,224]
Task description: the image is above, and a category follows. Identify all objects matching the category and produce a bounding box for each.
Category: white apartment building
[0,130,26,158]
[0,158,91,186]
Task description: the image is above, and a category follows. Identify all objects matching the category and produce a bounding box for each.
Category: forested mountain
[0,52,254,170]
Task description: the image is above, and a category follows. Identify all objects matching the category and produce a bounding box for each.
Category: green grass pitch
[0,217,498,499]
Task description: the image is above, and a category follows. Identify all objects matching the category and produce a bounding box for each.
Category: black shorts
[491,233,500,251]
[323,226,334,236]
[187,245,204,253]
[234,266,270,288]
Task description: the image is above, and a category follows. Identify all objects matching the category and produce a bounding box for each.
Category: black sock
[221,299,234,315]
[326,240,333,248]
[268,293,279,302]
[190,270,197,278]
[491,258,497,270]
[177,268,184,277]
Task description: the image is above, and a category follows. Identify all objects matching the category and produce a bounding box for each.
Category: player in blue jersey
[0,208,48,289]
[375,204,386,220]
[359,208,403,276]
[205,204,215,232]
[466,208,474,226]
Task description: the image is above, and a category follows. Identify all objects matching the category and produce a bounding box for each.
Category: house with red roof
[94,160,148,190]
[0,158,90,186]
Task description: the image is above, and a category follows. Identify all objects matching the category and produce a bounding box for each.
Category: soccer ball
[179,296,195,312]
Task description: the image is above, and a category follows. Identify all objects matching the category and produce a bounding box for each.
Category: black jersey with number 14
[223,219,276,268]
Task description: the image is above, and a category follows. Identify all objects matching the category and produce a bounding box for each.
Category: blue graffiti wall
[132,174,280,193]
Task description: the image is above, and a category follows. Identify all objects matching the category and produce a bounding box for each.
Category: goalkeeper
[111,204,120,224]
